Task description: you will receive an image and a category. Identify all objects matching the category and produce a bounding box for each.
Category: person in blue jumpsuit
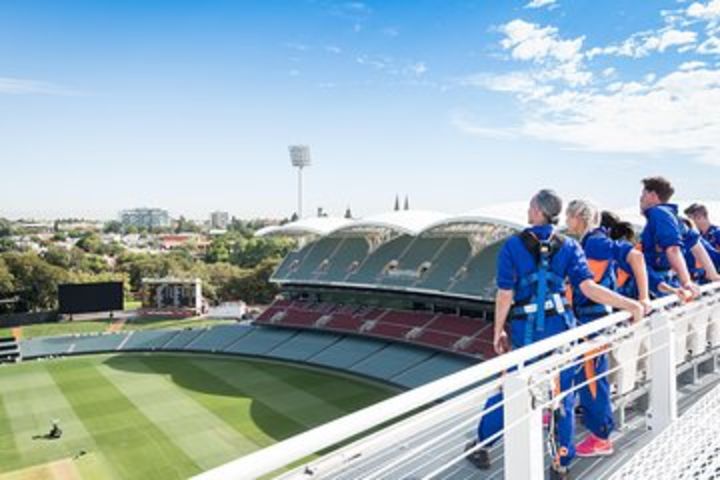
[467,190,645,480]
[601,211,688,300]
[685,203,720,250]
[565,200,651,458]
[679,218,720,284]
[640,177,718,299]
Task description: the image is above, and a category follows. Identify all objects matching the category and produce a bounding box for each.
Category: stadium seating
[287,237,345,280]
[391,354,477,388]
[0,336,20,363]
[254,300,495,358]
[380,237,448,286]
[318,237,370,281]
[160,329,206,350]
[16,323,486,390]
[271,244,314,280]
[448,240,504,298]
[308,336,389,369]
[350,343,434,379]
[222,327,297,356]
[348,235,414,284]
[415,238,472,291]
[265,331,341,361]
[186,324,255,352]
[70,333,127,354]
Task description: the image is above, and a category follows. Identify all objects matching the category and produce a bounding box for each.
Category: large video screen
[58,282,124,314]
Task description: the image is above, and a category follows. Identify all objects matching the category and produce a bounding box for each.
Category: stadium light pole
[289,145,312,218]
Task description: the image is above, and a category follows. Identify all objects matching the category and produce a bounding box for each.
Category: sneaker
[464,440,491,470]
[575,433,614,457]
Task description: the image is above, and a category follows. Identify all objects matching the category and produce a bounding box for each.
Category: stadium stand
[160,328,206,350]
[255,300,495,359]
[390,353,476,388]
[17,323,475,390]
[380,237,448,286]
[119,330,179,351]
[308,336,388,369]
[448,239,504,298]
[349,343,435,379]
[287,237,345,280]
[319,237,370,281]
[70,332,127,354]
[221,327,298,355]
[0,336,20,363]
[185,324,254,351]
[415,237,472,291]
[265,330,341,362]
[347,235,415,284]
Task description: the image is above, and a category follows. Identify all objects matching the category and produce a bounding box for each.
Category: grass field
[0,354,394,479]
[0,317,237,340]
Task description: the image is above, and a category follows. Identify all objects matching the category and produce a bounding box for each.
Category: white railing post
[647,310,678,434]
[503,370,544,480]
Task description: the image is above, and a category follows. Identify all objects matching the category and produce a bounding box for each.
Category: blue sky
[2,0,720,220]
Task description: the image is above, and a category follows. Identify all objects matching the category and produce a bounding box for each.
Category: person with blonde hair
[469,190,645,479]
[565,199,651,458]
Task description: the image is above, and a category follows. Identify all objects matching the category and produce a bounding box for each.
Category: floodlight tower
[289,145,312,218]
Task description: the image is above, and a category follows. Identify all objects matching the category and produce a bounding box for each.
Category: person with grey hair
[565,199,651,458]
[468,190,646,479]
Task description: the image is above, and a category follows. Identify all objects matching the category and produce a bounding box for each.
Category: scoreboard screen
[58,282,124,314]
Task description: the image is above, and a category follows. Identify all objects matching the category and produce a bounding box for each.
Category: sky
[1,0,720,221]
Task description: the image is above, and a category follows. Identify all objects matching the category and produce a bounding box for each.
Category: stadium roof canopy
[255,217,354,238]
[420,202,528,235]
[326,210,450,236]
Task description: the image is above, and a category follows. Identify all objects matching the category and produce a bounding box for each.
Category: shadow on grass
[102,354,392,443]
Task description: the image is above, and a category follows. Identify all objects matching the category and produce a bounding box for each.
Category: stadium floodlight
[289,145,312,218]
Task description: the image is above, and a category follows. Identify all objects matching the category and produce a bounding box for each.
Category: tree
[1,252,69,311]
[104,220,123,234]
[0,218,13,237]
[76,233,105,254]
[0,257,15,295]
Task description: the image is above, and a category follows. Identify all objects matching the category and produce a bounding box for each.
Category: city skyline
[2,0,720,220]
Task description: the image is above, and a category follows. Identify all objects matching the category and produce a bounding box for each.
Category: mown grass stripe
[0,365,103,474]
[0,392,20,469]
[125,355,305,446]
[190,358,388,431]
[97,356,257,470]
[47,358,200,479]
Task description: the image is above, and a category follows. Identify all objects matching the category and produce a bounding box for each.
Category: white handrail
[193,282,720,480]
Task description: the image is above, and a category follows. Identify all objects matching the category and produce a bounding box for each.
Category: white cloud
[698,36,720,53]
[657,29,698,50]
[679,60,707,70]
[466,67,720,164]
[324,45,342,54]
[500,20,584,63]
[687,0,720,20]
[588,28,697,58]
[461,17,720,165]
[494,20,591,87]
[524,0,558,9]
[0,77,76,95]
[451,112,517,139]
[407,62,427,76]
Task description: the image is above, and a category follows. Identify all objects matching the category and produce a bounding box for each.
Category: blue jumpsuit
[641,204,691,296]
[477,224,593,468]
[702,225,720,250]
[572,228,632,440]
